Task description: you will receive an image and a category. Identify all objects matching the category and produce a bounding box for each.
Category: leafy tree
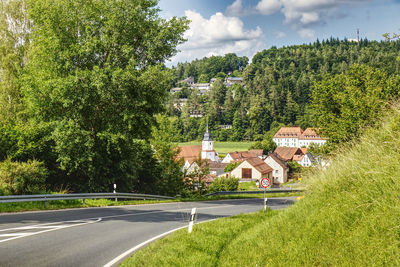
[224,161,240,172]
[151,114,184,196]
[21,0,188,192]
[311,65,400,144]
[0,0,32,122]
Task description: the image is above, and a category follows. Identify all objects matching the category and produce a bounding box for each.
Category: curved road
[0,197,296,267]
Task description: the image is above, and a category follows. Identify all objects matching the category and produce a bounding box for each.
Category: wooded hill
[166,39,400,143]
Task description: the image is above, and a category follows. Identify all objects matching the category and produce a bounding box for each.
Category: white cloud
[297,28,315,38]
[256,0,282,15]
[167,10,264,66]
[226,0,245,16]
[275,31,287,38]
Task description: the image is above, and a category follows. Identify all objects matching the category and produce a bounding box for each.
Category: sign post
[260,178,271,212]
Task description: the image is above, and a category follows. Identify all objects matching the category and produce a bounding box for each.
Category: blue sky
[158,0,400,66]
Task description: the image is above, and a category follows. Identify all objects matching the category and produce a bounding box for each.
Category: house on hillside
[178,76,194,86]
[265,153,289,184]
[221,149,263,163]
[224,77,243,86]
[230,158,273,181]
[273,127,327,148]
[273,127,303,147]
[298,128,328,147]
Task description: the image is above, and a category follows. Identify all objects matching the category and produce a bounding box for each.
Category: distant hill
[166,39,400,143]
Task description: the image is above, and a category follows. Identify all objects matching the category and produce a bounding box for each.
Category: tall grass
[126,109,400,266]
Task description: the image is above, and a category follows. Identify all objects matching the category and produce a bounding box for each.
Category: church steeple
[203,123,212,141]
[202,122,218,161]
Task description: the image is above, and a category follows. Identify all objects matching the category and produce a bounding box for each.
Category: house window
[242,168,252,179]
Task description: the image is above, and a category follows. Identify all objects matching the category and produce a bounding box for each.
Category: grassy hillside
[126,109,400,266]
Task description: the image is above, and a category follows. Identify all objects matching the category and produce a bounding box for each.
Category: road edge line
[103,219,216,267]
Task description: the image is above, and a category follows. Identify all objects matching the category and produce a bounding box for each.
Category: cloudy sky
[158,0,400,66]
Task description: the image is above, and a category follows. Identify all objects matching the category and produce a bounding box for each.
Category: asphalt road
[0,197,296,267]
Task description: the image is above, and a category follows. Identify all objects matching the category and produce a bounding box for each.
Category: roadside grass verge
[121,210,278,267]
[0,192,302,213]
[124,109,400,266]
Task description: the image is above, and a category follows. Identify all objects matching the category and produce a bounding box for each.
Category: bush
[0,158,48,195]
[208,177,239,192]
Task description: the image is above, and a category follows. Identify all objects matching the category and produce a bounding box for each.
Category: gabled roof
[300,148,308,154]
[299,128,328,140]
[273,127,303,138]
[245,157,273,175]
[227,150,263,161]
[268,153,289,170]
[178,145,202,164]
[274,147,303,161]
[293,154,305,162]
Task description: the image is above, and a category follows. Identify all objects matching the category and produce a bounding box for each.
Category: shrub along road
[0,198,296,267]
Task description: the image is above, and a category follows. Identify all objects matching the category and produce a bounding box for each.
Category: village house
[273,127,327,148]
[273,147,303,161]
[224,77,243,86]
[178,76,194,86]
[264,153,289,184]
[221,149,263,163]
[230,157,273,181]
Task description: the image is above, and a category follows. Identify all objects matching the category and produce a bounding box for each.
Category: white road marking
[0,218,101,244]
[102,219,217,267]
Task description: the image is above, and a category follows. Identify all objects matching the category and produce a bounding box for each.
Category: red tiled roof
[274,147,303,161]
[227,149,263,161]
[246,157,273,175]
[300,148,308,154]
[178,145,202,164]
[273,127,303,138]
[299,128,328,140]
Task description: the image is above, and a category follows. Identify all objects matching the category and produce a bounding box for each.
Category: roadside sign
[260,178,271,189]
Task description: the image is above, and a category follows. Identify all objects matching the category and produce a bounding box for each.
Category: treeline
[166,38,400,143]
[172,53,249,84]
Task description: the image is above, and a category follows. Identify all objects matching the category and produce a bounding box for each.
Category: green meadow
[177,141,253,157]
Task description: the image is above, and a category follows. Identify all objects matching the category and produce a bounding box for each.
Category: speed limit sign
[260,177,271,189]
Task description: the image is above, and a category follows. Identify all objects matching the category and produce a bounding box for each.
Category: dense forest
[166,39,400,143]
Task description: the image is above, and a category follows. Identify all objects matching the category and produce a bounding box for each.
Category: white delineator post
[113,184,117,202]
[188,208,197,233]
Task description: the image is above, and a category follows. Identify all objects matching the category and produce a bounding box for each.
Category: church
[178,124,220,172]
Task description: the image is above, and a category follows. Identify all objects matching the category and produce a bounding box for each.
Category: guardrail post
[188,207,197,233]
[82,198,85,205]
[43,196,47,208]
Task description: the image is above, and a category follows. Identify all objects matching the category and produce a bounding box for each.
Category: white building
[298,128,328,147]
[264,153,289,184]
[230,158,272,181]
[273,127,327,148]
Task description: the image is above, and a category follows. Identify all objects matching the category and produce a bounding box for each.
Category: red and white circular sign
[260,178,271,189]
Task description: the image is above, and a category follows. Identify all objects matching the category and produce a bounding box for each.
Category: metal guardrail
[0,192,175,205]
[205,189,303,196]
